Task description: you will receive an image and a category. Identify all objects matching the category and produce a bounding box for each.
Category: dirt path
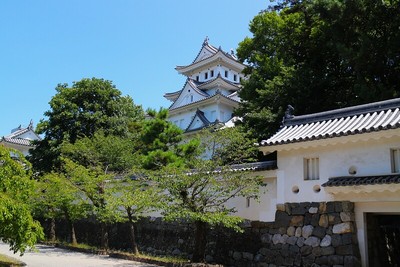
[0,242,160,267]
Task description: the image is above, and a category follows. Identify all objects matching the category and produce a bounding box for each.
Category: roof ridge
[285,98,400,126]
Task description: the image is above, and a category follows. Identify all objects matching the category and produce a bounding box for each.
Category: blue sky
[1,1,266,136]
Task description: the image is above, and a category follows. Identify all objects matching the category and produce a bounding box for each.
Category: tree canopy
[0,146,43,254]
[236,0,400,139]
[29,78,144,173]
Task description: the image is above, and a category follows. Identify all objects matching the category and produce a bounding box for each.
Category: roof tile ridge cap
[284,98,400,126]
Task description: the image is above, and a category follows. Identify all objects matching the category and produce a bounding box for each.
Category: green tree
[155,127,263,262]
[33,172,89,245]
[0,146,44,254]
[109,176,161,254]
[29,77,144,173]
[236,0,400,139]
[140,108,199,169]
[60,131,141,250]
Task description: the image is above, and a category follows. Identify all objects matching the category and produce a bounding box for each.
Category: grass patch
[113,251,189,263]
[0,254,25,267]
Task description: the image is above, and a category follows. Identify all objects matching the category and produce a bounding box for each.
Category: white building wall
[226,171,277,222]
[276,136,400,204]
[274,135,400,267]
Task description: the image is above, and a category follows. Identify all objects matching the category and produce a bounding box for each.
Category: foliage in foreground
[0,146,44,255]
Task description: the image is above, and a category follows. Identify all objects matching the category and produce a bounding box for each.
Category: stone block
[276,203,286,211]
[300,245,313,256]
[313,226,326,239]
[302,225,314,238]
[331,234,342,247]
[341,202,354,212]
[282,256,294,266]
[296,237,305,247]
[344,255,361,267]
[261,233,272,243]
[275,255,284,266]
[291,202,310,215]
[309,207,319,214]
[281,244,290,257]
[302,254,316,266]
[329,213,341,225]
[319,202,327,213]
[294,253,302,266]
[289,244,300,253]
[321,246,335,255]
[287,236,298,245]
[304,236,321,247]
[254,253,264,262]
[312,246,322,257]
[336,245,357,256]
[243,252,254,261]
[287,226,296,236]
[320,235,332,247]
[333,223,352,234]
[334,202,343,212]
[326,202,335,213]
[315,255,328,265]
[342,233,353,245]
[328,255,344,265]
[319,214,329,228]
[275,210,291,228]
[264,250,279,262]
[233,251,242,261]
[310,214,320,227]
[258,247,271,256]
[295,227,302,237]
[291,216,305,227]
[279,227,288,234]
[340,212,355,222]
[273,234,288,245]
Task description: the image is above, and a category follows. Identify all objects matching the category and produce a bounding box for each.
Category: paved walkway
[0,242,160,267]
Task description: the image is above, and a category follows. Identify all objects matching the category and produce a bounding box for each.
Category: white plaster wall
[276,136,400,204]
[226,171,277,222]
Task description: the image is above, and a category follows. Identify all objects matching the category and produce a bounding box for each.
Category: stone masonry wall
[136,201,361,267]
[48,201,362,266]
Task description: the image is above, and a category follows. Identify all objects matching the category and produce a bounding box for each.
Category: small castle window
[211,70,214,77]
[391,148,400,173]
[224,70,228,78]
[204,72,208,79]
[196,76,199,81]
[304,157,319,180]
[234,74,237,81]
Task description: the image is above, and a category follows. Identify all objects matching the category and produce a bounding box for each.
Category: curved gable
[169,80,209,110]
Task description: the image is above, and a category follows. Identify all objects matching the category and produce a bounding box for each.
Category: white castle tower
[164,37,246,133]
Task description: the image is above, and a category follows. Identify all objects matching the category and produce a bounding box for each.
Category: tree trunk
[192,220,207,263]
[71,222,77,245]
[49,218,56,242]
[100,223,109,250]
[127,208,139,254]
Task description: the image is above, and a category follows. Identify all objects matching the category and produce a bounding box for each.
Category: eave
[168,93,240,116]
[197,75,241,91]
[175,50,245,76]
[260,128,400,154]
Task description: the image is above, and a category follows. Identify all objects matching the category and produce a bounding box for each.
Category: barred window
[391,148,400,173]
[304,157,319,180]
